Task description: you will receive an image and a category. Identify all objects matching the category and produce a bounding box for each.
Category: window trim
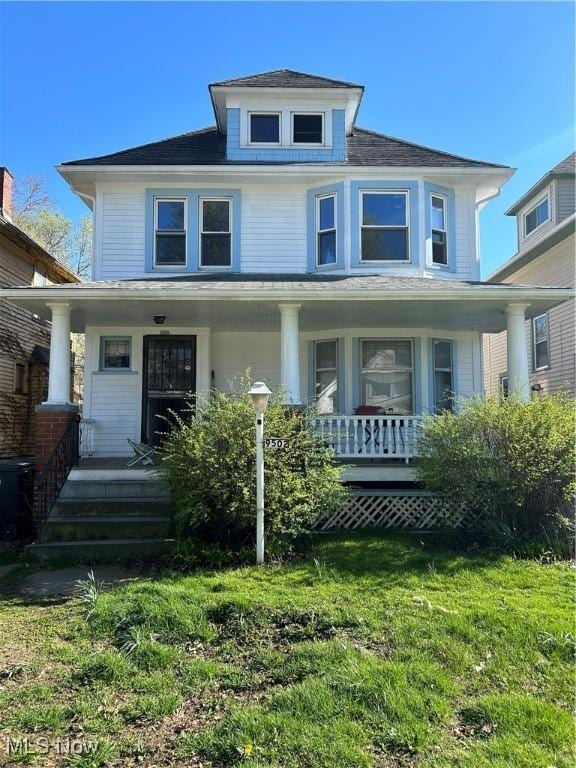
[199,197,233,269]
[291,112,324,146]
[523,195,550,237]
[359,337,415,415]
[532,312,550,371]
[315,193,337,268]
[153,197,187,269]
[432,339,454,413]
[359,190,410,263]
[431,194,448,267]
[248,111,281,145]
[314,338,339,413]
[99,336,132,373]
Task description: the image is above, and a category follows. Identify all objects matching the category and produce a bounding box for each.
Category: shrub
[160,374,346,554]
[417,394,575,555]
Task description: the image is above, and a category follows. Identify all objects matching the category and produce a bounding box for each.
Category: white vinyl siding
[90,372,140,456]
[100,191,146,280]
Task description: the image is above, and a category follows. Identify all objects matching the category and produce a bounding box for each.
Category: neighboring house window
[100,337,131,371]
[33,269,46,286]
[250,113,280,144]
[431,195,448,265]
[292,114,323,144]
[432,340,454,412]
[317,194,336,266]
[154,198,186,266]
[524,197,549,236]
[360,191,409,261]
[200,199,232,267]
[500,374,509,398]
[361,339,413,414]
[532,313,549,370]
[314,340,339,414]
[14,363,26,394]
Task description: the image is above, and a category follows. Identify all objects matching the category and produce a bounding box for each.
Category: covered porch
[3,274,571,471]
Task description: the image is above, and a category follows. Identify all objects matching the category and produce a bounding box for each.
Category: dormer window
[524,196,549,236]
[249,113,280,144]
[292,114,323,144]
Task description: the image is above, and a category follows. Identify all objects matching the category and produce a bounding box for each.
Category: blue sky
[1,1,574,276]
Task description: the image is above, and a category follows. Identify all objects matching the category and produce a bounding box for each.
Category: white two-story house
[3,70,571,484]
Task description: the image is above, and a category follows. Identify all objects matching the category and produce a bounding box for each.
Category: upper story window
[316,194,336,266]
[33,269,46,286]
[249,113,280,144]
[200,198,232,268]
[155,198,187,267]
[292,114,323,144]
[532,313,549,370]
[431,195,448,265]
[360,191,409,262]
[524,197,549,236]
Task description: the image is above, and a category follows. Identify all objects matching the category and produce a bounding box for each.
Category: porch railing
[313,415,423,462]
[34,414,81,534]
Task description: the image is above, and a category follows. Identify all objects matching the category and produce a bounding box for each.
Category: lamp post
[248,382,271,565]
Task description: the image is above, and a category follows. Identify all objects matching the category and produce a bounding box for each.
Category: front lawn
[0,532,573,767]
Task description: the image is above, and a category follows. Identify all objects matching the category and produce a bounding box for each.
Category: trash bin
[0,461,34,541]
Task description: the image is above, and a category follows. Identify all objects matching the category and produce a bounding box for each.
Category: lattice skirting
[314,490,474,531]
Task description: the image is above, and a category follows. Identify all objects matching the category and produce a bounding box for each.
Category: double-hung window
[250,113,280,144]
[200,198,232,268]
[431,195,448,265]
[100,337,131,371]
[292,114,323,144]
[361,339,413,414]
[314,340,339,414]
[154,198,186,267]
[524,197,549,236]
[432,340,454,412]
[360,191,409,261]
[316,194,336,266]
[532,313,549,370]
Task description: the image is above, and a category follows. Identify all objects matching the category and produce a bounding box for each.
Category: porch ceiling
[2,281,572,333]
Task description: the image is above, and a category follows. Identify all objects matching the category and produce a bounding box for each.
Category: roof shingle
[210,69,363,89]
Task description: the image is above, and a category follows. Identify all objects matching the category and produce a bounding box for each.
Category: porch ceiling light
[249,381,271,414]
[153,315,166,325]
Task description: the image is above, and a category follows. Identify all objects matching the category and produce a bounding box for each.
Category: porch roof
[1,274,572,333]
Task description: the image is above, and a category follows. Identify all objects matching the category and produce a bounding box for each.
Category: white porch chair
[126,438,157,467]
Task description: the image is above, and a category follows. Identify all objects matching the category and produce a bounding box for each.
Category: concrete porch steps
[27,466,176,563]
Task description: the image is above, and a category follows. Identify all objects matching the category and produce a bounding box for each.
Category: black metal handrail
[34,414,80,535]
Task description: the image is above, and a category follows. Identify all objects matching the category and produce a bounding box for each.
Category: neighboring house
[484,152,575,397]
[1,70,571,493]
[0,168,79,458]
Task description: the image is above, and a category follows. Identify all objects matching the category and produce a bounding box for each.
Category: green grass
[0,531,573,767]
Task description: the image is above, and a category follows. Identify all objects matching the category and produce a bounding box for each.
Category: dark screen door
[142,336,196,446]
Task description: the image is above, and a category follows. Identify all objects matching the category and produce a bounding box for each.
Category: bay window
[432,340,454,412]
[361,339,413,414]
[314,340,339,413]
[200,198,232,267]
[360,191,409,261]
[317,194,337,266]
[154,198,186,266]
[431,195,448,265]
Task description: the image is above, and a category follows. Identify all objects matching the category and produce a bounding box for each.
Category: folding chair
[126,438,157,467]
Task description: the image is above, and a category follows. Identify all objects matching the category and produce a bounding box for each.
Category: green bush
[160,374,346,554]
[417,394,575,555]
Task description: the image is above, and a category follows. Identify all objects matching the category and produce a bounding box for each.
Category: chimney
[0,167,14,220]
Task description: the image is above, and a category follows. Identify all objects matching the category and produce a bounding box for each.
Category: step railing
[34,414,81,534]
[312,415,423,462]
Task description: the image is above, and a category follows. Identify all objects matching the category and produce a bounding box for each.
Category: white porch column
[279,303,301,404]
[46,303,72,404]
[506,303,530,401]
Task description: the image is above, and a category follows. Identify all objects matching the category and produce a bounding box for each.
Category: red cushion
[354,405,384,415]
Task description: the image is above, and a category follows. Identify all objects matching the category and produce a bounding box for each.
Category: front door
[142,336,196,446]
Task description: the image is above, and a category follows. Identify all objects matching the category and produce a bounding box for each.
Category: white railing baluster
[313,415,423,461]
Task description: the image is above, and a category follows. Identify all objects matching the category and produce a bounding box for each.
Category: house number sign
[264,438,290,449]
